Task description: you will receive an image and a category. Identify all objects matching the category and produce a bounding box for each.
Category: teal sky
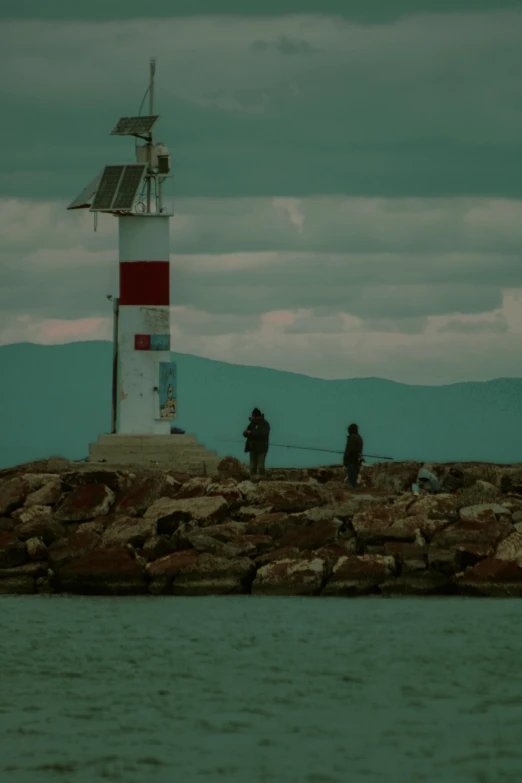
[1,1,521,384]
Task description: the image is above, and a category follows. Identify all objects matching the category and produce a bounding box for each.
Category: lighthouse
[67,59,218,472]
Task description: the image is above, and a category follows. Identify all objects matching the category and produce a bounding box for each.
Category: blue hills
[1,341,521,470]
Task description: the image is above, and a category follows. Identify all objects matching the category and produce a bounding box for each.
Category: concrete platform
[87,433,221,475]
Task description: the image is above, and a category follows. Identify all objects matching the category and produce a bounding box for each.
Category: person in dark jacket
[343,423,363,488]
[243,408,270,479]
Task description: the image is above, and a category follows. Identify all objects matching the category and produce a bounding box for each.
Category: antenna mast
[147,57,156,213]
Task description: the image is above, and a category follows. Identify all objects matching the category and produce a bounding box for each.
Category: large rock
[243,511,300,538]
[0,530,26,568]
[360,461,420,493]
[322,554,396,596]
[145,496,229,531]
[205,481,243,508]
[495,531,522,566]
[313,540,358,565]
[186,529,258,559]
[175,477,212,499]
[58,547,146,594]
[216,457,248,482]
[147,550,200,580]
[352,506,448,543]
[12,505,65,545]
[256,546,302,565]
[431,518,513,549]
[383,542,427,572]
[252,556,326,596]
[101,517,156,549]
[0,477,26,515]
[459,503,511,521]
[0,561,49,593]
[24,477,63,507]
[55,483,115,522]
[279,519,343,551]
[238,480,326,513]
[141,535,178,562]
[457,558,522,597]
[49,530,101,568]
[113,476,179,518]
[26,537,48,561]
[171,554,255,596]
[406,495,459,522]
[380,573,452,596]
[455,481,503,507]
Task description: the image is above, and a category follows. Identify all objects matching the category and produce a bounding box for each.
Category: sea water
[1,596,522,783]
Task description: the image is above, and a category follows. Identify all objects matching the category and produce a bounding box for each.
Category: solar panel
[67,171,102,210]
[91,165,125,211]
[110,116,158,136]
[111,164,147,210]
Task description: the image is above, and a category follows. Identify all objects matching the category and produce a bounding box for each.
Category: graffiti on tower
[158,361,177,420]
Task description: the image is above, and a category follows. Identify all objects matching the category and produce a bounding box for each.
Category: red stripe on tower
[119,261,170,306]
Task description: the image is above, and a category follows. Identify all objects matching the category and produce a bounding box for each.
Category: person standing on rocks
[243,408,270,480]
[343,423,364,488]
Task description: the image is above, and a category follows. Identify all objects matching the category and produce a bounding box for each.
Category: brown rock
[114,477,179,517]
[216,457,248,481]
[383,542,427,572]
[243,512,298,538]
[252,557,326,596]
[145,496,228,531]
[351,505,404,542]
[360,461,420,493]
[24,477,63,507]
[455,481,503,507]
[255,546,302,565]
[0,561,48,579]
[58,547,147,594]
[55,483,115,522]
[77,518,108,535]
[0,530,26,568]
[0,517,14,532]
[457,558,522,597]
[171,554,255,596]
[101,517,156,549]
[239,480,326,513]
[49,530,101,568]
[0,576,35,594]
[206,481,243,508]
[459,503,511,521]
[142,535,177,562]
[454,542,494,562]
[147,549,200,580]
[175,477,212,499]
[313,540,357,565]
[280,519,343,551]
[186,530,257,559]
[0,477,26,515]
[427,546,461,575]
[322,554,396,596]
[235,505,274,521]
[12,505,65,545]
[26,537,48,561]
[432,518,513,549]
[61,470,126,494]
[406,495,459,521]
[495,531,522,565]
[388,515,451,542]
[380,573,452,596]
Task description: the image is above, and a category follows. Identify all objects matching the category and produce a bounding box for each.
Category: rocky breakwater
[1,456,522,597]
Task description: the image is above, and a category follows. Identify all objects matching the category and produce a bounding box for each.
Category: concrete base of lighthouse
[86,434,221,475]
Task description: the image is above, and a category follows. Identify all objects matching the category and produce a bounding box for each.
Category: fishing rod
[217,439,394,461]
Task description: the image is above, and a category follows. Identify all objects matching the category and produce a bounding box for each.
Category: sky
[1,1,521,385]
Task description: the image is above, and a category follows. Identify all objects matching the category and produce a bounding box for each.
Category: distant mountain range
[1,341,521,470]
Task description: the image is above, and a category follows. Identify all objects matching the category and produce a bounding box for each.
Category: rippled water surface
[1,597,522,782]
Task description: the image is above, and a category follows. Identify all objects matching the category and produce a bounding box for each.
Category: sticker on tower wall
[159,361,177,420]
[135,334,151,350]
[150,334,170,351]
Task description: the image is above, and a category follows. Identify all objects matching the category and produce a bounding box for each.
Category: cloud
[1,11,522,200]
[251,35,321,54]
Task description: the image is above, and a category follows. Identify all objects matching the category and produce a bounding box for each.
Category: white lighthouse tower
[67,59,218,472]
